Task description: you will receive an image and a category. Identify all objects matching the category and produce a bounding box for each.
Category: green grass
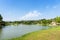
[11,26,60,40]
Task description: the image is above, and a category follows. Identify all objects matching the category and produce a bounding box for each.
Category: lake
[0,24,50,40]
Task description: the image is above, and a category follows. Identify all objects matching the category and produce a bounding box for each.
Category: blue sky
[0,0,60,21]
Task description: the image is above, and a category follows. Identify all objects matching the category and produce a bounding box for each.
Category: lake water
[0,24,49,40]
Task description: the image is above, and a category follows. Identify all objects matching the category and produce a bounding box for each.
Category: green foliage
[0,14,3,21]
[54,16,60,23]
[40,19,47,24]
[40,19,52,26]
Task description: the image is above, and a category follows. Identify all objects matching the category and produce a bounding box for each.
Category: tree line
[0,14,60,26]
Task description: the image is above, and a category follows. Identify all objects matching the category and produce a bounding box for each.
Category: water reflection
[0,26,3,29]
[0,25,49,40]
[0,26,5,40]
[0,28,2,40]
[0,25,5,29]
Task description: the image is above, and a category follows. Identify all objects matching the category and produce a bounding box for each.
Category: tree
[54,16,60,23]
[40,19,47,24]
[0,14,3,22]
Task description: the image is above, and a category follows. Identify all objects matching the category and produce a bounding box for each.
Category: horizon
[0,0,60,21]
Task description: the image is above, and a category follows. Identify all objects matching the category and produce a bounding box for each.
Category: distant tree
[54,16,60,23]
[40,19,47,24]
[47,20,52,24]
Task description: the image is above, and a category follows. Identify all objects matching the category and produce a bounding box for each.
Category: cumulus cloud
[20,10,42,20]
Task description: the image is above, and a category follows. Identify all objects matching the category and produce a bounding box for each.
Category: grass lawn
[11,26,60,40]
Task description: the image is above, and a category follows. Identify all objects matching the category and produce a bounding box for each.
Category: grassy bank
[11,26,60,40]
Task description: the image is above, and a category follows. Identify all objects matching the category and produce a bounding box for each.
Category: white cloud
[20,10,42,20]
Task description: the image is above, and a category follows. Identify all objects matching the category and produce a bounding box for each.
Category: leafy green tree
[54,16,60,23]
[0,14,3,21]
[40,19,47,24]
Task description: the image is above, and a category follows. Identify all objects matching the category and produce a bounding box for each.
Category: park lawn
[11,26,60,40]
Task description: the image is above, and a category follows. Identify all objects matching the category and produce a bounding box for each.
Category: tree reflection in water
[0,25,5,29]
[0,28,2,40]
